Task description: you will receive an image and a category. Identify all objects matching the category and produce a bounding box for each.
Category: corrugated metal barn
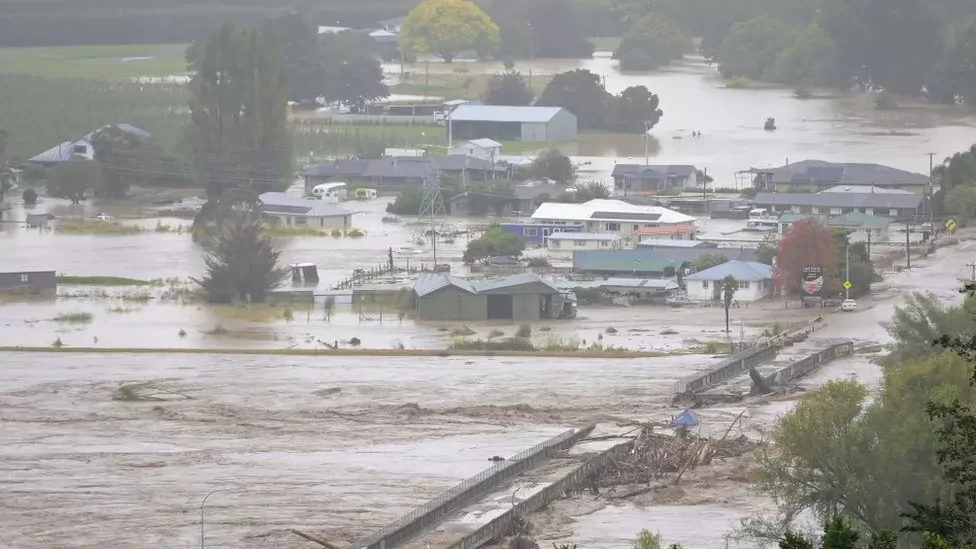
[413,273,576,321]
[447,105,578,143]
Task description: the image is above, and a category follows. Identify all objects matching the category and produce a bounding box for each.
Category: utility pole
[447,107,453,148]
[927,152,937,243]
[845,242,850,300]
[643,121,650,165]
[418,173,446,265]
[702,167,707,201]
[423,60,429,99]
[905,222,911,270]
[967,262,976,281]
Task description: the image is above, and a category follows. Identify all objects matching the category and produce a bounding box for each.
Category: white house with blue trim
[684,260,773,302]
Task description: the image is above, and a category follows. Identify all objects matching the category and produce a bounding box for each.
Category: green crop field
[0,44,188,79]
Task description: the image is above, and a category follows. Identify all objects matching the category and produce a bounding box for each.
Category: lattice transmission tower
[417,173,446,264]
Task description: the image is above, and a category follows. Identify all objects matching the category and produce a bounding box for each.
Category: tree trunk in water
[724,305,730,333]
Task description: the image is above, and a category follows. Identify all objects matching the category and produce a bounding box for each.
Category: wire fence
[345,426,592,549]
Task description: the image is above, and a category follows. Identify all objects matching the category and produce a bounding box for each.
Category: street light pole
[201,488,239,549]
[927,152,937,243]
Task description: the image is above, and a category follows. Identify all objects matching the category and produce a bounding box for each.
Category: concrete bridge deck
[400,437,628,549]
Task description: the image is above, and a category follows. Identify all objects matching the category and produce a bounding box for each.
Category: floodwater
[390,53,976,186]
[2,240,973,548]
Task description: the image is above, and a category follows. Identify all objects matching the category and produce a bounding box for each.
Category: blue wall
[499,222,585,245]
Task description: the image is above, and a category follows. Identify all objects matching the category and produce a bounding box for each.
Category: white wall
[686,278,772,302]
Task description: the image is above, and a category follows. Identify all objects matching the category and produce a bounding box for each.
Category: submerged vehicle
[764,117,777,131]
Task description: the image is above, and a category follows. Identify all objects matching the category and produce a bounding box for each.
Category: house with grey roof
[573,247,757,278]
[28,123,150,166]
[685,260,773,302]
[447,105,578,143]
[778,212,894,243]
[611,164,700,195]
[752,191,923,219]
[745,160,930,194]
[412,272,576,321]
[302,155,503,193]
[447,181,568,217]
[258,192,353,231]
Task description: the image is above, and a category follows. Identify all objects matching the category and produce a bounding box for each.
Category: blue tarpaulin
[670,410,701,428]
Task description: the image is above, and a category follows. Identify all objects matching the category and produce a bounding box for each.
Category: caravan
[311,182,348,203]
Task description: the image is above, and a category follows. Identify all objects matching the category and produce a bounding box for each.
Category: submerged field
[0,44,188,79]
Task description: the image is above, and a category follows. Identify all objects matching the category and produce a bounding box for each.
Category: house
[447,105,578,143]
[28,123,150,166]
[303,155,502,192]
[499,222,585,245]
[449,139,502,162]
[0,270,56,296]
[318,25,351,35]
[612,164,699,195]
[752,191,923,220]
[447,181,567,217]
[778,212,893,243]
[258,192,353,230]
[413,273,576,321]
[546,232,623,253]
[531,199,697,240]
[745,160,930,194]
[684,260,773,302]
[573,248,758,278]
[377,15,406,33]
[636,240,716,249]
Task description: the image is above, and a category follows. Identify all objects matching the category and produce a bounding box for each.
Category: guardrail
[444,440,635,549]
[673,318,827,395]
[346,426,594,549]
[760,340,854,388]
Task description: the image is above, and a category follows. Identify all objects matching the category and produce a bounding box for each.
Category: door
[486,295,514,320]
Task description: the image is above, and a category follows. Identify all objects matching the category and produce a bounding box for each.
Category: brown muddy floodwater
[391,53,976,186]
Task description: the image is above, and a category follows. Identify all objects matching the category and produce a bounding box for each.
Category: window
[702,281,709,288]
[889,209,898,216]
[811,207,820,214]
[607,222,620,231]
[523,228,538,236]
[550,240,561,248]
[739,281,750,289]
[830,208,842,215]
[294,217,307,226]
[542,228,551,236]
[574,239,586,247]
[599,241,609,247]
[633,224,640,231]
[73,144,87,154]
[20,274,29,282]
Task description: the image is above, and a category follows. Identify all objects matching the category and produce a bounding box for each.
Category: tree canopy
[773,218,839,295]
[605,85,664,133]
[718,15,799,81]
[400,0,500,63]
[537,69,611,130]
[463,225,525,264]
[523,149,577,184]
[47,159,102,204]
[483,71,534,106]
[614,13,691,70]
[187,24,292,197]
[487,0,594,59]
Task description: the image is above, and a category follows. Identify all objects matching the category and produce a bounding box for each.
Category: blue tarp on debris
[670,410,701,428]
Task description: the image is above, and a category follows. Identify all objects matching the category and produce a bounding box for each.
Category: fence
[443,440,636,549]
[673,318,828,395]
[345,426,595,549]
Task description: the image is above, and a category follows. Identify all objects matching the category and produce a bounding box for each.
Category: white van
[311,182,348,203]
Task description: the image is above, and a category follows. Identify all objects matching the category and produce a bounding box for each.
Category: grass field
[0,44,188,79]
[391,69,554,101]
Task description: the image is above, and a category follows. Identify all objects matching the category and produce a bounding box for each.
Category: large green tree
[187,24,292,198]
[90,124,160,198]
[488,0,594,59]
[463,225,525,264]
[261,12,327,105]
[613,13,691,70]
[483,71,534,106]
[400,0,500,63]
[47,158,102,204]
[194,198,287,303]
[771,22,838,86]
[537,69,611,130]
[605,85,663,133]
[718,15,799,80]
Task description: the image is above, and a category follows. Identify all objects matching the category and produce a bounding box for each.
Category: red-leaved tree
[773,218,839,295]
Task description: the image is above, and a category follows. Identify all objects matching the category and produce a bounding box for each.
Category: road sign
[946,219,957,233]
[843,280,852,290]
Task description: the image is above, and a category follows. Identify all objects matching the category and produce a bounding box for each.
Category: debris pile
[599,425,758,486]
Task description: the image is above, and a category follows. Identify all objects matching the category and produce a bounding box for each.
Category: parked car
[666,295,696,308]
[841,299,857,312]
[93,213,115,221]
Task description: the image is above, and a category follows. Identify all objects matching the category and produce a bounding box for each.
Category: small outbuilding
[0,270,57,296]
[258,192,353,230]
[684,260,773,302]
[448,105,578,143]
[413,273,576,321]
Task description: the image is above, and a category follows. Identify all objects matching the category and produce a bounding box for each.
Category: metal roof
[636,239,714,248]
[473,273,562,293]
[685,260,772,281]
[612,164,697,178]
[258,192,352,218]
[821,184,912,195]
[303,155,498,179]
[565,278,680,291]
[465,138,502,148]
[29,123,150,164]
[746,160,928,187]
[829,212,894,229]
[574,248,757,272]
[753,192,922,210]
[547,232,619,241]
[413,273,477,297]
[449,105,568,123]
[532,199,696,225]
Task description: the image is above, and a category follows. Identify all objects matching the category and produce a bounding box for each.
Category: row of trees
[742,283,976,547]
[532,70,663,133]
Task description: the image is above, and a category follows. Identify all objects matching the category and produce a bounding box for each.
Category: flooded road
[392,53,976,186]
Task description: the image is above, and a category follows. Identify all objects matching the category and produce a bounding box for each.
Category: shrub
[515,324,532,338]
[54,312,93,323]
[449,337,536,351]
[488,329,505,338]
[451,325,476,337]
[874,90,897,110]
[346,228,365,238]
[606,326,618,333]
[724,76,751,89]
[330,228,343,238]
[22,188,38,205]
